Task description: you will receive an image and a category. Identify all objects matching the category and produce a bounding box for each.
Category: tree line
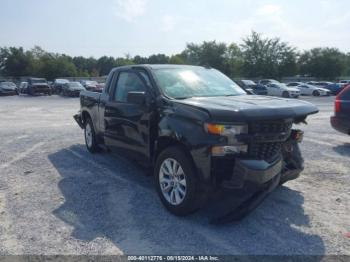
[0,32,349,81]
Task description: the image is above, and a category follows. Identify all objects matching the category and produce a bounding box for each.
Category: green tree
[0,47,32,77]
[147,54,169,64]
[169,54,185,64]
[241,31,297,78]
[225,43,243,77]
[97,56,116,76]
[183,41,228,73]
[298,47,346,80]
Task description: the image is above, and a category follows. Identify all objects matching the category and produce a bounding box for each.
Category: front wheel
[28,87,35,96]
[154,146,203,216]
[282,91,290,98]
[84,118,100,153]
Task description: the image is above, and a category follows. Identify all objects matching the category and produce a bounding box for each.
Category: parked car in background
[0,81,18,96]
[322,83,343,95]
[265,83,300,98]
[287,82,329,96]
[259,79,281,85]
[53,79,70,94]
[19,82,28,94]
[61,82,86,97]
[26,78,52,96]
[235,80,268,95]
[307,81,333,87]
[339,80,350,87]
[96,82,105,92]
[80,80,100,92]
[331,85,350,135]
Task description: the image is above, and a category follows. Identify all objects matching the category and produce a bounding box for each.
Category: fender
[156,103,219,184]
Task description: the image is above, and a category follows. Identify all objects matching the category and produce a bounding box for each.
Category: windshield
[31,79,47,84]
[153,68,246,99]
[242,80,256,86]
[56,79,69,84]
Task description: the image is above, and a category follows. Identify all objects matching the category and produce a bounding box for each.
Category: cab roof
[112,64,209,71]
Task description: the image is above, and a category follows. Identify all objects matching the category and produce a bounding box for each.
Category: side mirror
[127,91,146,105]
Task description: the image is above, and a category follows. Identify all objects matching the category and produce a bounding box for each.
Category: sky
[1,0,350,58]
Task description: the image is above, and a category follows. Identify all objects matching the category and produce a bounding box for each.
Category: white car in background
[287,82,329,96]
[265,83,300,98]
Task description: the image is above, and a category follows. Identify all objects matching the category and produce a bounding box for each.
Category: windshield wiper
[175,97,192,100]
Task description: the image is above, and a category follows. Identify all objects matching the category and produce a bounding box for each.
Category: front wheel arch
[154,137,193,166]
[81,111,91,126]
[154,145,205,215]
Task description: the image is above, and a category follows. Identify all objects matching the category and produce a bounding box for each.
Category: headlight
[204,123,248,156]
[204,123,248,136]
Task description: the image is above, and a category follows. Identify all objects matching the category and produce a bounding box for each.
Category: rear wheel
[282,91,290,98]
[154,146,203,216]
[84,117,100,153]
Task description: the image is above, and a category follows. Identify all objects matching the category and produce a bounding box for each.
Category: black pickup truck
[74,65,318,222]
[26,78,52,96]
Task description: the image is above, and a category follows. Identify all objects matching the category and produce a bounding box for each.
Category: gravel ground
[0,94,349,255]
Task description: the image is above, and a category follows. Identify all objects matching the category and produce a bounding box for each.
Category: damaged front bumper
[73,112,84,129]
[209,131,304,224]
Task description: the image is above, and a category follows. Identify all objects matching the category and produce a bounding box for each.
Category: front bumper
[74,113,84,129]
[220,158,282,189]
[32,86,51,93]
[290,93,300,98]
[67,90,82,96]
[0,89,17,95]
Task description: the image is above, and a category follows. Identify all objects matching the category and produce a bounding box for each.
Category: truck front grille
[248,120,293,162]
[248,142,283,161]
[250,120,293,134]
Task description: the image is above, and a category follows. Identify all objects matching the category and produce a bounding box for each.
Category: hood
[0,85,16,90]
[174,95,318,122]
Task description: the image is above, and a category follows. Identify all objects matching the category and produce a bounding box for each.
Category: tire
[48,90,52,96]
[84,117,100,153]
[154,146,203,216]
[312,90,320,96]
[28,87,35,96]
[282,91,290,98]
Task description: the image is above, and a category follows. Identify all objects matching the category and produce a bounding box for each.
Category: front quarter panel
[158,102,220,183]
